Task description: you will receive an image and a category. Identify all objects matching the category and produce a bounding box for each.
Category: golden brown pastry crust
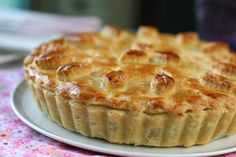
[24,25,236,147]
[24,25,236,115]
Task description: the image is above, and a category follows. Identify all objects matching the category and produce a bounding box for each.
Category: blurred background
[0,0,236,64]
[0,0,197,32]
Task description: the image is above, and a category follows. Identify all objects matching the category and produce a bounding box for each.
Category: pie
[23,25,236,147]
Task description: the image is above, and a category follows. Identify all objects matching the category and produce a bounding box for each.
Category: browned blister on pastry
[137,26,158,37]
[201,72,231,92]
[120,49,148,64]
[176,32,199,47]
[144,97,167,113]
[201,42,229,53]
[131,42,154,51]
[158,43,180,54]
[200,42,230,60]
[150,50,180,65]
[64,32,109,49]
[56,62,92,82]
[151,73,175,94]
[101,25,132,40]
[35,45,78,70]
[104,70,126,90]
[213,62,236,80]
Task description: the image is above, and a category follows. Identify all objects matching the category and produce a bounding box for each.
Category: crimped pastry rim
[27,79,236,147]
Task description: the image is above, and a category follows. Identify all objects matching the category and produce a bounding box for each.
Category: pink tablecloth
[0,68,235,157]
[0,69,109,157]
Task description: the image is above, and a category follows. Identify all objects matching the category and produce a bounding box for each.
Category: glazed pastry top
[24,25,236,115]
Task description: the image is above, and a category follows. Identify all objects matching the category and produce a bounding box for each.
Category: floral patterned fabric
[0,69,108,157]
[0,69,235,157]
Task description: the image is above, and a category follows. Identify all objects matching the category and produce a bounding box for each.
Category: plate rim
[10,80,236,157]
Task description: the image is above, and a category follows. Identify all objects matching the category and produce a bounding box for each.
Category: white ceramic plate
[11,80,236,157]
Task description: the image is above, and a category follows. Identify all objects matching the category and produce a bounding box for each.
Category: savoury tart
[23,25,236,147]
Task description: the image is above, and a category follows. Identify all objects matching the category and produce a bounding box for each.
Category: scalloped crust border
[28,80,236,147]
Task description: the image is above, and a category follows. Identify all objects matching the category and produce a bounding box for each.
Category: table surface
[0,62,109,157]
[0,62,235,157]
